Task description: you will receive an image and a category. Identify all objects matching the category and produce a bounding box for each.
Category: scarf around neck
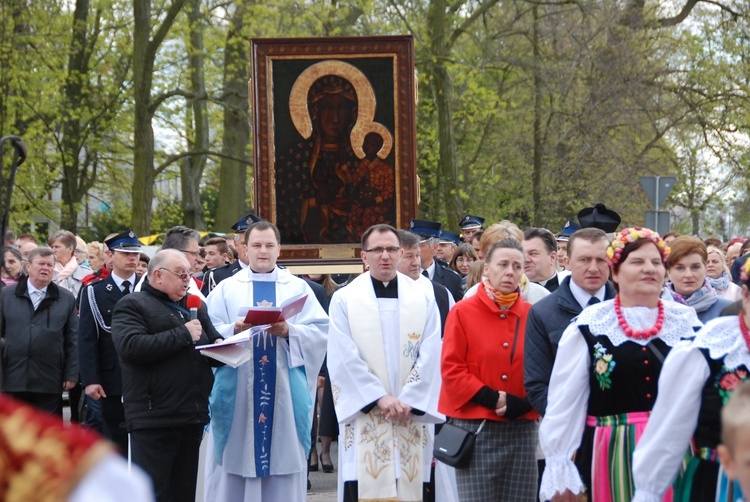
[708,272,731,293]
[482,278,519,309]
[54,256,79,281]
[667,278,718,313]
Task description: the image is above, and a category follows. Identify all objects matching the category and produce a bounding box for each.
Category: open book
[195,293,308,367]
[237,292,308,325]
[196,324,270,367]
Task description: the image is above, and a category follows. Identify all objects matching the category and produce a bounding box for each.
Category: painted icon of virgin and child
[275,60,396,245]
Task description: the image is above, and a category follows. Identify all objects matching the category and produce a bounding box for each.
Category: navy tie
[587,296,600,306]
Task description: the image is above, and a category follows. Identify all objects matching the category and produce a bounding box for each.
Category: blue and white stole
[252,279,277,477]
[209,268,312,475]
[250,275,314,466]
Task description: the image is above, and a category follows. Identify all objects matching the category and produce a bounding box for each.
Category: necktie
[122,280,131,294]
[587,296,600,306]
[421,270,429,278]
[32,290,44,310]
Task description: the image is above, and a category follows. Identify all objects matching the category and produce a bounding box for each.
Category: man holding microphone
[112,249,223,502]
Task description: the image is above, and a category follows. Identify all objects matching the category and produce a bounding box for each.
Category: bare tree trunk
[130,0,188,235]
[531,5,543,227]
[428,0,460,225]
[216,3,250,230]
[180,0,207,230]
[60,0,90,233]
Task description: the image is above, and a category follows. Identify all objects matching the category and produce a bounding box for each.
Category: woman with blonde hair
[706,245,742,302]
[86,242,105,273]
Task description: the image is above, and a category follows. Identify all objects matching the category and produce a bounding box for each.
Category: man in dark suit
[201,213,259,296]
[397,230,453,333]
[410,219,464,301]
[524,227,616,496]
[78,230,141,452]
[523,227,563,292]
[200,237,232,296]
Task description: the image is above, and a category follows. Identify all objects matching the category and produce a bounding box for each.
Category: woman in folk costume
[439,238,540,501]
[539,228,702,502]
[631,258,750,502]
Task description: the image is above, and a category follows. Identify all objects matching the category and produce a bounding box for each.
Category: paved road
[308,442,339,501]
[66,403,339,501]
[195,435,339,501]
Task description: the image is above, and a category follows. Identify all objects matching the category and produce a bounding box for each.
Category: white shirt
[422,260,436,280]
[110,272,137,293]
[27,282,48,310]
[569,280,606,311]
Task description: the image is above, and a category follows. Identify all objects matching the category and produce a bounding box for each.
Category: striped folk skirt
[583,411,673,502]
[452,418,538,502]
[674,447,745,502]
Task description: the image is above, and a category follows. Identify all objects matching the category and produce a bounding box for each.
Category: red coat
[439,283,539,422]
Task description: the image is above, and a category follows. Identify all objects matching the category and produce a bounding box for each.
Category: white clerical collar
[536,271,557,287]
[111,272,137,290]
[247,267,278,282]
[423,260,436,280]
[569,279,605,311]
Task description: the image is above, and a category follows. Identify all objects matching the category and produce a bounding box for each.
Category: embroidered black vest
[695,350,749,449]
[580,325,669,417]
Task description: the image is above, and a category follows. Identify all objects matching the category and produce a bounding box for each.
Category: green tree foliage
[4,0,750,242]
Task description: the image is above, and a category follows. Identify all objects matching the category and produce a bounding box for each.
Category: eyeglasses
[180,249,200,257]
[159,268,190,281]
[364,246,401,255]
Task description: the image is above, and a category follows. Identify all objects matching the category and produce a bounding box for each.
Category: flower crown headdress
[741,258,750,283]
[606,227,670,267]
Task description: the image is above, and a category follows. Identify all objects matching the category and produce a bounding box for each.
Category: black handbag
[433,419,486,469]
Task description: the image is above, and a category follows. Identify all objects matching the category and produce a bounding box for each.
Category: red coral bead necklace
[739,314,750,351]
[614,294,664,340]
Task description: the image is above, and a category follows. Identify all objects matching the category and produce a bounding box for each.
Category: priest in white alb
[203,221,328,502]
[327,224,444,502]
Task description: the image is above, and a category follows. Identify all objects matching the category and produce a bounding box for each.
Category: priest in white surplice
[203,221,328,502]
[328,224,444,502]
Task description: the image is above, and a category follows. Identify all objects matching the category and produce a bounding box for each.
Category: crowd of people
[2,205,750,502]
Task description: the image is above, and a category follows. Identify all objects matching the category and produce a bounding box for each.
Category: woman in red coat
[439,238,540,501]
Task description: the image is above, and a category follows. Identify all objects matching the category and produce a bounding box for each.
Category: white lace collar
[576,299,702,347]
[692,315,750,371]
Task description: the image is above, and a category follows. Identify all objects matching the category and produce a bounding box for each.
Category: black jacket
[523,275,616,415]
[78,274,138,395]
[432,281,450,335]
[432,260,464,301]
[731,254,749,285]
[111,283,223,431]
[1,276,79,393]
[200,262,238,296]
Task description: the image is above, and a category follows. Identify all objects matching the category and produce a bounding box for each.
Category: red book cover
[242,293,308,325]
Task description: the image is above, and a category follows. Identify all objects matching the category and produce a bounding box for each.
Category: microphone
[186,295,201,321]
